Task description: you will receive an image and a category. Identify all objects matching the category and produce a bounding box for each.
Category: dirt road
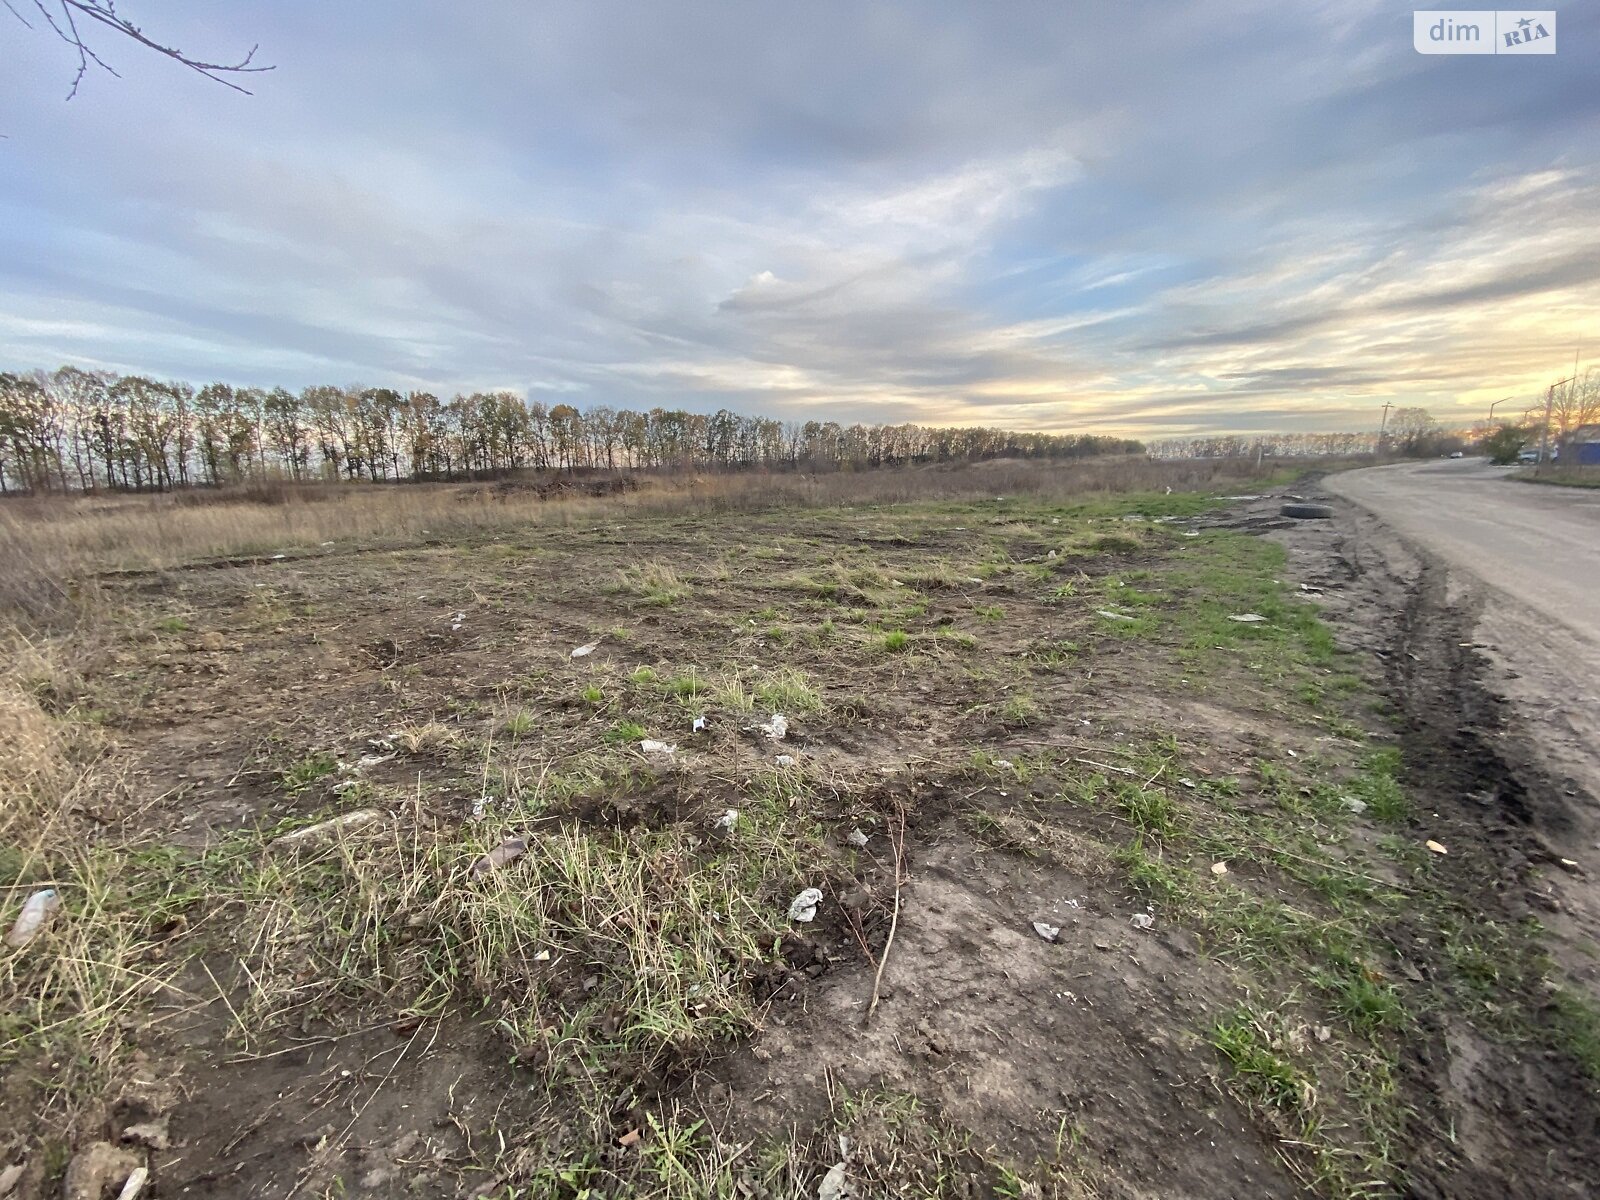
[1323,458,1600,1010]
[1328,459,1600,648]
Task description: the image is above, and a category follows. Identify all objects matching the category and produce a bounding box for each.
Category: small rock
[62,1142,140,1200]
[1425,840,1448,856]
[1210,861,1228,876]
[1093,937,1113,951]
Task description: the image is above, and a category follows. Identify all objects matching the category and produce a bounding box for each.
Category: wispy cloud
[0,1,1595,435]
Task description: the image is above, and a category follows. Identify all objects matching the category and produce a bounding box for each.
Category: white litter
[1211,861,1229,876]
[533,949,551,962]
[1096,610,1135,622]
[640,739,677,756]
[470,796,491,820]
[1051,517,1060,525]
[570,640,600,658]
[1184,531,1200,538]
[1130,912,1156,931]
[271,553,286,560]
[1047,550,1058,559]
[775,754,796,767]
[847,828,870,848]
[273,810,383,847]
[1228,613,1267,623]
[759,713,788,740]
[817,1160,849,1200]
[320,541,335,547]
[994,758,1015,770]
[1426,839,1448,855]
[788,888,824,923]
[1032,921,1061,942]
[5,888,61,948]
[357,752,396,769]
[714,809,739,832]
[692,716,707,732]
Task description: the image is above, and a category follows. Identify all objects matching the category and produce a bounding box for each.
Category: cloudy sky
[2,2,1595,438]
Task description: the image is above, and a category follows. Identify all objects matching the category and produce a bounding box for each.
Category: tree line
[0,366,1144,494]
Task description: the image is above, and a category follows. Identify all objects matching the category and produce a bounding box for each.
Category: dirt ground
[4,478,1599,1199]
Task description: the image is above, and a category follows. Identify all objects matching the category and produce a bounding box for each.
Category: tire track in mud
[1280,502,1600,1200]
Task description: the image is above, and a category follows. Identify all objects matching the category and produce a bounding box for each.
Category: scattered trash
[1342,798,1368,814]
[966,576,983,584]
[775,754,796,767]
[788,887,823,923]
[570,640,600,658]
[1425,839,1448,855]
[272,810,383,847]
[116,1168,150,1200]
[1032,921,1061,942]
[692,716,707,732]
[1280,502,1335,520]
[1096,610,1135,622]
[1130,912,1155,931]
[1178,777,1197,789]
[1560,857,1579,871]
[271,553,287,561]
[330,778,363,794]
[5,888,60,948]
[617,1127,642,1149]
[469,836,528,879]
[759,713,788,740]
[1314,1024,1332,1043]
[533,949,551,962]
[1286,748,1298,758]
[1047,550,1057,559]
[470,796,491,820]
[1050,517,1060,525]
[1228,613,1267,623]
[356,752,396,769]
[1184,530,1200,538]
[817,1160,849,1200]
[714,809,739,832]
[320,540,335,547]
[847,828,870,848]
[1211,861,1229,876]
[640,739,677,756]
[993,758,1014,770]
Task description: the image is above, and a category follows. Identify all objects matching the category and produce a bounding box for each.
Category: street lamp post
[1488,396,1512,424]
[1537,378,1573,474]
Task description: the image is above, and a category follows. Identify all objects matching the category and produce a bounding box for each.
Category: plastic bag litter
[817,1161,849,1200]
[1130,912,1155,931]
[847,828,870,848]
[788,888,824,923]
[1032,921,1061,942]
[1228,613,1267,623]
[471,796,491,820]
[775,754,796,767]
[357,752,396,769]
[759,714,788,740]
[5,888,61,948]
[714,809,738,832]
[692,716,707,732]
[640,739,677,755]
[470,836,528,879]
[570,640,600,658]
[1096,610,1135,622]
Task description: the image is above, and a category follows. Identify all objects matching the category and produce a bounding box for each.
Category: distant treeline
[0,367,1144,494]
[1150,432,1382,459]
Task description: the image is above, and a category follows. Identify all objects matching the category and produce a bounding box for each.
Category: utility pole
[1378,402,1394,454]
[1538,377,1573,474]
[1488,396,1512,424]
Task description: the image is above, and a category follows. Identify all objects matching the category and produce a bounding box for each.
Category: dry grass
[0,458,1296,626]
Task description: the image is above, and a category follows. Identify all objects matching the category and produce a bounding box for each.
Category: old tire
[1280,502,1334,519]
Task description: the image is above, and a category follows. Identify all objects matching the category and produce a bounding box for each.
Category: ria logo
[1413,10,1557,53]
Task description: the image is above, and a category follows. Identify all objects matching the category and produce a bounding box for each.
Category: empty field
[2,464,1594,1198]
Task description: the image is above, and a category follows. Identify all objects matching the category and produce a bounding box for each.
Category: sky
[1,2,1596,439]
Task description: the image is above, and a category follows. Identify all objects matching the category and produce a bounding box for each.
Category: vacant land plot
[2,467,1596,1198]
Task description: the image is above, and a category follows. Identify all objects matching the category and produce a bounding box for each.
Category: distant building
[1560,425,1600,467]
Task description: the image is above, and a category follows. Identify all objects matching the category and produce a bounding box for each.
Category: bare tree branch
[7,0,271,99]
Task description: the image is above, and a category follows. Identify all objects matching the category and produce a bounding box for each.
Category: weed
[879,629,910,653]
[281,751,338,794]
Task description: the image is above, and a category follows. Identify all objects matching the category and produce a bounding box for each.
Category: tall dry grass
[0,457,1301,625]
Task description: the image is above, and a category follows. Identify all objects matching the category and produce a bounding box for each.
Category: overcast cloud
[1,1,1595,436]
